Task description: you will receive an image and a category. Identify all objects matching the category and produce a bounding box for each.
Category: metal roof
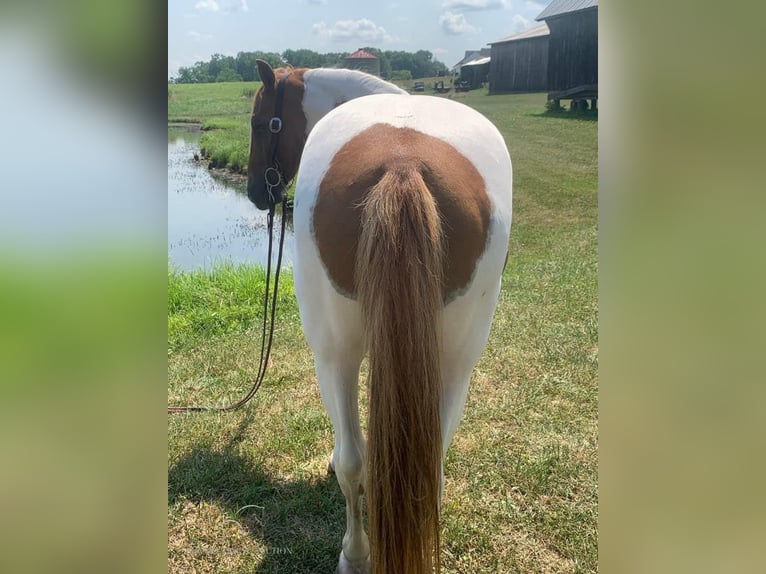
[451,48,491,71]
[461,56,491,67]
[536,0,598,21]
[490,23,550,45]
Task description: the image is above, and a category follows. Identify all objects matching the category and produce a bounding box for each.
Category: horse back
[297,95,511,304]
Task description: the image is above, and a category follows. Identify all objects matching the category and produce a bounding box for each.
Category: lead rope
[169,72,291,414]
[167,194,289,414]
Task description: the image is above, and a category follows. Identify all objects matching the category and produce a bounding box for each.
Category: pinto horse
[248,60,512,574]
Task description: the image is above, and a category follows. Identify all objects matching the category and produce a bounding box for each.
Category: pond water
[167,124,294,271]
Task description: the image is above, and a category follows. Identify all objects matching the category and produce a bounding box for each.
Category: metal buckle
[268,117,282,134]
[264,166,282,188]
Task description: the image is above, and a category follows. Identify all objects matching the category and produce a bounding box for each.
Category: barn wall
[461,63,490,89]
[489,36,549,94]
[545,8,598,94]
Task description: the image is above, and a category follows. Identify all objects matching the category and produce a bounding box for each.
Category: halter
[264,72,290,211]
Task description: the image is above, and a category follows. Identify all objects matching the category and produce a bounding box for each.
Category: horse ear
[256,59,275,92]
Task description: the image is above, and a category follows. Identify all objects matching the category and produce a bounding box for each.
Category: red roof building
[343,49,381,76]
[346,49,378,60]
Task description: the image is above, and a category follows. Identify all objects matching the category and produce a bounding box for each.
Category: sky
[168,0,549,79]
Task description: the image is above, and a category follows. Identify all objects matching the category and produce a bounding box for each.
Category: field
[168,81,597,573]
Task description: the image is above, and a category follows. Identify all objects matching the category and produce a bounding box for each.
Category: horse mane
[294,67,407,134]
[272,65,295,81]
[307,67,407,96]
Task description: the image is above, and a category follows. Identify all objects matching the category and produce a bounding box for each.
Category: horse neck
[301,69,407,133]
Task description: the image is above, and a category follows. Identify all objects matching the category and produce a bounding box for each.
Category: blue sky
[168,0,549,78]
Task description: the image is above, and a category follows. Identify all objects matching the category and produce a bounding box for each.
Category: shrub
[391,69,412,81]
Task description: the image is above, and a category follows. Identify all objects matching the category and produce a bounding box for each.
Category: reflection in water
[167,125,294,271]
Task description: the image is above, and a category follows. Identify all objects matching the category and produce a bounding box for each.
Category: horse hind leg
[439,279,504,502]
[313,352,370,574]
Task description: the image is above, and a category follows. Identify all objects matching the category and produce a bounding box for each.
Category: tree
[235,52,259,81]
[207,54,234,80]
[387,50,414,76]
[172,49,448,83]
[175,61,213,83]
[282,49,325,69]
[233,52,283,81]
[390,69,412,81]
[322,52,346,68]
[216,68,242,82]
[413,50,431,78]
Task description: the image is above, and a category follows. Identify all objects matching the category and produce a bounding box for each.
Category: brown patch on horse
[247,66,308,188]
[312,124,492,301]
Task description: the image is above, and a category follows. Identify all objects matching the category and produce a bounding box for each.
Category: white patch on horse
[301,68,407,134]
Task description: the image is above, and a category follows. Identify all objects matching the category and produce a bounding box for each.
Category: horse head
[247,60,307,211]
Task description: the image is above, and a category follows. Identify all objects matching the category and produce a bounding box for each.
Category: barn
[536,0,598,109]
[452,49,491,74]
[488,23,550,94]
[451,49,491,90]
[460,56,491,89]
[343,49,381,77]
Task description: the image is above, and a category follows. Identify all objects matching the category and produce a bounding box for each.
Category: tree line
[171,48,450,84]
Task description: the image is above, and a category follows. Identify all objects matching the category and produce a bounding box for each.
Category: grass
[168,83,597,573]
[169,82,260,172]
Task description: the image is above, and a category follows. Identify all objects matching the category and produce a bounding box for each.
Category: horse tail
[356,165,444,574]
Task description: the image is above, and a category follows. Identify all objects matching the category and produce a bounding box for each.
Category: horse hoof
[336,552,370,574]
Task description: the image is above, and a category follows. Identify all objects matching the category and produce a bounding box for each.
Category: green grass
[169,82,260,172]
[168,84,597,573]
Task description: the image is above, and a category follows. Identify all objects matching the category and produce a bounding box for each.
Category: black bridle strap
[168,74,292,414]
[264,73,291,204]
[168,195,289,414]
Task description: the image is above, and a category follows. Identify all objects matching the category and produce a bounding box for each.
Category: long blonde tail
[356,166,444,574]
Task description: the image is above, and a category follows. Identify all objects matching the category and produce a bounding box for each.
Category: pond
[167,124,294,271]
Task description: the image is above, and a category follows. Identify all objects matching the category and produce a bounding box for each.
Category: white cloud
[306,0,327,4]
[194,0,219,11]
[441,0,506,11]
[512,13,532,32]
[313,19,392,43]
[194,0,248,13]
[525,0,545,12]
[432,47,449,56]
[187,30,214,41]
[439,12,479,35]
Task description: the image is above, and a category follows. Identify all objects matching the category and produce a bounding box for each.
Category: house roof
[490,23,550,45]
[536,0,598,21]
[346,49,378,60]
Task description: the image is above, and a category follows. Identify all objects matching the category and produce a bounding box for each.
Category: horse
[247,60,512,574]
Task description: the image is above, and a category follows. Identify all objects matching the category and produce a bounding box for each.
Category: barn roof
[535,0,598,21]
[451,48,491,71]
[461,56,491,67]
[490,23,550,45]
[346,49,378,60]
